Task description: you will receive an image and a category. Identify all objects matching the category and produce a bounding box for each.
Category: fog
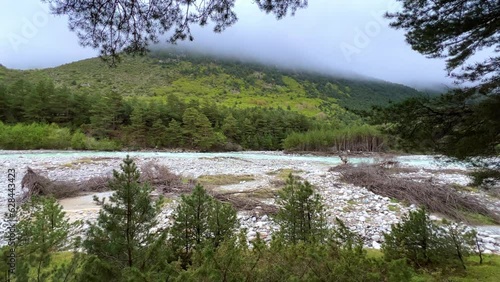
[0,0,456,87]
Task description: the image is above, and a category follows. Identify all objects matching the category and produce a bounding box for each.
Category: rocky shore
[1,150,499,254]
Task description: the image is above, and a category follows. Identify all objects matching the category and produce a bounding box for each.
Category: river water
[0,150,468,170]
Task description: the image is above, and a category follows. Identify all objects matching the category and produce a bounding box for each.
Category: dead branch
[331,164,500,224]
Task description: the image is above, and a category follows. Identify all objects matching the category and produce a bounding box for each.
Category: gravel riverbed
[1,150,499,254]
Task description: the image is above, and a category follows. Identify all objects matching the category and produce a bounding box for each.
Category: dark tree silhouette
[43,0,307,65]
[386,0,499,94]
[377,0,499,161]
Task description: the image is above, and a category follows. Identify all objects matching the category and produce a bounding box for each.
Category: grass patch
[365,249,384,259]
[266,168,303,180]
[61,158,95,169]
[197,174,255,186]
[388,204,401,212]
[347,199,358,205]
[24,251,78,279]
[236,187,277,199]
[366,250,500,282]
[452,184,480,193]
[462,211,498,225]
[61,157,114,169]
[447,255,500,282]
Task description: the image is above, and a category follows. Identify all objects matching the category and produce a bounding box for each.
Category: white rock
[484,244,496,251]
[372,241,381,249]
[482,237,496,244]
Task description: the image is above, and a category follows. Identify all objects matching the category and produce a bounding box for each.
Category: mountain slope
[1,50,426,114]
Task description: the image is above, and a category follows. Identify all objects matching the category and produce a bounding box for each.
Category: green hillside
[0,50,425,113]
[0,50,431,151]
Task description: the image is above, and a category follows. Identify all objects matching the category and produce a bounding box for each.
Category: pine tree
[0,84,7,122]
[80,156,171,281]
[89,92,128,138]
[170,184,238,266]
[48,87,72,125]
[166,94,186,121]
[200,100,222,127]
[221,113,240,142]
[68,92,91,127]
[6,79,32,122]
[14,196,81,282]
[182,107,216,150]
[128,105,148,147]
[241,117,256,148]
[149,118,168,147]
[165,119,184,148]
[23,80,54,123]
[382,208,477,270]
[274,174,327,244]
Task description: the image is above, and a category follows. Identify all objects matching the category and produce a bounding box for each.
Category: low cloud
[0,0,455,87]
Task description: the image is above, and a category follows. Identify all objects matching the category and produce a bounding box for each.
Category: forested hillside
[0,50,428,151]
[0,50,426,112]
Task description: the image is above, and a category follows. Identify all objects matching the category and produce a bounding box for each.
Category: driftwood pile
[211,188,279,214]
[20,163,276,214]
[331,164,500,224]
[139,161,194,194]
[20,167,82,201]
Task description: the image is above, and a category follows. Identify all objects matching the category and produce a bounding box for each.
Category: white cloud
[0,0,455,86]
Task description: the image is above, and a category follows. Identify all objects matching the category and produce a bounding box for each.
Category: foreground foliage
[383,208,476,270]
[2,157,494,281]
[1,196,82,281]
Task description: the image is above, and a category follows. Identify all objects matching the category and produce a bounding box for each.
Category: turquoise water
[0,150,467,169]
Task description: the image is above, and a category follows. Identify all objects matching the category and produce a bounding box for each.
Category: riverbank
[1,150,498,254]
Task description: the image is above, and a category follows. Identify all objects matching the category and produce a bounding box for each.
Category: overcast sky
[0,0,455,87]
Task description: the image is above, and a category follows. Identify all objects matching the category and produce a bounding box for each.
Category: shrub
[45,125,72,149]
[470,168,500,188]
[71,130,87,149]
[85,137,120,151]
[382,208,476,270]
[0,122,121,150]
